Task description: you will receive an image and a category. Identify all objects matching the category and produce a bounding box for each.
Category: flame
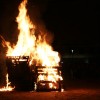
[0,74,15,91]
[38,67,63,82]
[6,0,36,58]
[4,0,60,67]
[1,0,63,90]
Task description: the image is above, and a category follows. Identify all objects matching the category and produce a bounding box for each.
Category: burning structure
[6,56,63,91]
[1,0,63,91]
[6,56,34,91]
[35,66,63,91]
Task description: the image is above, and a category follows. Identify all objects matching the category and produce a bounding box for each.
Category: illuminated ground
[0,89,100,100]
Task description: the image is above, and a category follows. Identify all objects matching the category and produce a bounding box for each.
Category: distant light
[71,49,74,53]
[61,61,63,64]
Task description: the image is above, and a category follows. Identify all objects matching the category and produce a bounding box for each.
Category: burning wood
[35,66,63,91]
[1,0,63,91]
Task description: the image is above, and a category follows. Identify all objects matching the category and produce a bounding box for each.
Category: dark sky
[0,0,100,54]
[43,0,100,49]
[0,0,100,86]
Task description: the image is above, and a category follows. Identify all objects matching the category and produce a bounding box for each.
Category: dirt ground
[0,89,100,100]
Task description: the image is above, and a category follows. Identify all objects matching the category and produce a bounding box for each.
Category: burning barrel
[6,56,34,91]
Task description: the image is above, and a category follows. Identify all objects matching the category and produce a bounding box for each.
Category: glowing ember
[37,67,63,83]
[0,74,15,91]
[1,0,63,91]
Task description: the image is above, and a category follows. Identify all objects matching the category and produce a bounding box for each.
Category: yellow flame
[4,0,60,67]
[1,0,63,89]
[6,0,36,58]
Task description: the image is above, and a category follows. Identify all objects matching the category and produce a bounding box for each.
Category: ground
[0,89,100,100]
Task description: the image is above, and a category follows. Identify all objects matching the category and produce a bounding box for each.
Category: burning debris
[0,74,15,91]
[35,66,63,91]
[0,0,64,91]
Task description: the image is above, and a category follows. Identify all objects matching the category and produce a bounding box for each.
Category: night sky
[0,0,100,54]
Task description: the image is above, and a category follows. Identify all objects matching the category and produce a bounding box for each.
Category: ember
[1,0,63,91]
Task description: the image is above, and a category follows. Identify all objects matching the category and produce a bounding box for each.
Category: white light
[71,49,74,53]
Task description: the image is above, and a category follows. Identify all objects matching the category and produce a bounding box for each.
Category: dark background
[0,0,100,88]
[0,0,100,51]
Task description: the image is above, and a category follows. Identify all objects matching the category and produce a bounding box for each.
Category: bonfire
[0,0,63,91]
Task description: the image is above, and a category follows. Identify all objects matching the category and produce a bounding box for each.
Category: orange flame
[1,0,63,90]
[4,0,60,67]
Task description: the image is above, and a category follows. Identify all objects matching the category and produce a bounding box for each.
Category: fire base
[34,66,63,92]
[6,56,63,91]
[6,56,34,91]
